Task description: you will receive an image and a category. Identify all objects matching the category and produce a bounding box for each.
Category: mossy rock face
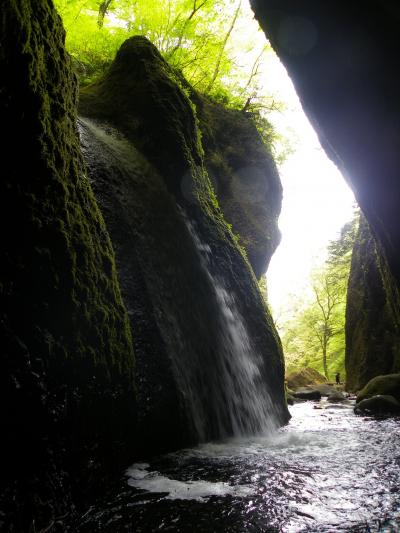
[286,367,327,390]
[80,36,290,449]
[192,94,282,278]
[356,374,400,404]
[345,216,400,391]
[79,36,203,197]
[1,0,136,529]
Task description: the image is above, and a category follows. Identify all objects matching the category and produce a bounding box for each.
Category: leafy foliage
[280,213,359,381]
[54,0,288,160]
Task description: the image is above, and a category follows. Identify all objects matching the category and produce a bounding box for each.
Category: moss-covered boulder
[356,374,400,404]
[354,395,400,416]
[345,216,400,391]
[192,94,282,278]
[286,367,327,390]
[79,36,290,448]
[1,0,136,529]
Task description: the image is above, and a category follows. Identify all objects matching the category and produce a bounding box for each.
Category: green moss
[79,36,289,444]
[190,91,282,278]
[345,215,400,391]
[1,0,136,527]
[356,373,400,403]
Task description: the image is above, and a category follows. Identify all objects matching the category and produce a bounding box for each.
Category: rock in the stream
[354,395,400,416]
[356,373,400,404]
[286,368,327,390]
[327,391,346,403]
[293,389,322,401]
[311,383,338,396]
[286,393,295,405]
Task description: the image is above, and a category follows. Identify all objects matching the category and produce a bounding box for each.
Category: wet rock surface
[356,373,400,404]
[355,395,400,416]
[293,389,322,401]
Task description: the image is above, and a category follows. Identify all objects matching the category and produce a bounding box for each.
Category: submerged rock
[286,393,295,405]
[354,395,400,416]
[312,384,340,396]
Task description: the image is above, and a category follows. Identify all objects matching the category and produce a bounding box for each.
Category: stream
[76,401,400,532]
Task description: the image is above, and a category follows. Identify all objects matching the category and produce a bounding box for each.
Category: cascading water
[78,116,279,445]
[181,215,278,438]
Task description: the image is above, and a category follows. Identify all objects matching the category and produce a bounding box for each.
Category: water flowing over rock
[183,216,279,437]
[78,34,290,446]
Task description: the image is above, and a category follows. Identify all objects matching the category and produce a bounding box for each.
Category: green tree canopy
[280,212,359,381]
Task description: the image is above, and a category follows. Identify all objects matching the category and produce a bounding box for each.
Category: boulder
[311,384,338,397]
[354,395,400,416]
[327,391,346,403]
[286,394,295,406]
[356,374,400,404]
[293,389,322,401]
[286,368,327,390]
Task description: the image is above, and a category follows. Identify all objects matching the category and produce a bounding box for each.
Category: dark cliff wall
[345,216,400,391]
[1,0,136,529]
[193,94,282,278]
[79,36,289,447]
[251,0,400,384]
[1,2,289,526]
[251,1,400,285]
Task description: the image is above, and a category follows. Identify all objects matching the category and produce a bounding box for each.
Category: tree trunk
[98,0,113,28]
[205,1,241,93]
[322,340,328,379]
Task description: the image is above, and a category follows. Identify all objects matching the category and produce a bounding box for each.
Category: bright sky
[233,2,356,316]
[261,51,356,314]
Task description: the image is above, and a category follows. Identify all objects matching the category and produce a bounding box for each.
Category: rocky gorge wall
[251,0,400,387]
[1,0,137,529]
[345,216,400,391]
[1,1,288,529]
[193,93,282,278]
[79,35,289,450]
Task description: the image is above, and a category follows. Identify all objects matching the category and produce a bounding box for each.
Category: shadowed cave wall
[251,0,400,389]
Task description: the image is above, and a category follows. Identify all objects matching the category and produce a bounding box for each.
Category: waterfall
[78,117,279,444]
[182,215,279,438]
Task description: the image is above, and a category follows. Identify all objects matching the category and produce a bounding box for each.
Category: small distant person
[335,372,340,385]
